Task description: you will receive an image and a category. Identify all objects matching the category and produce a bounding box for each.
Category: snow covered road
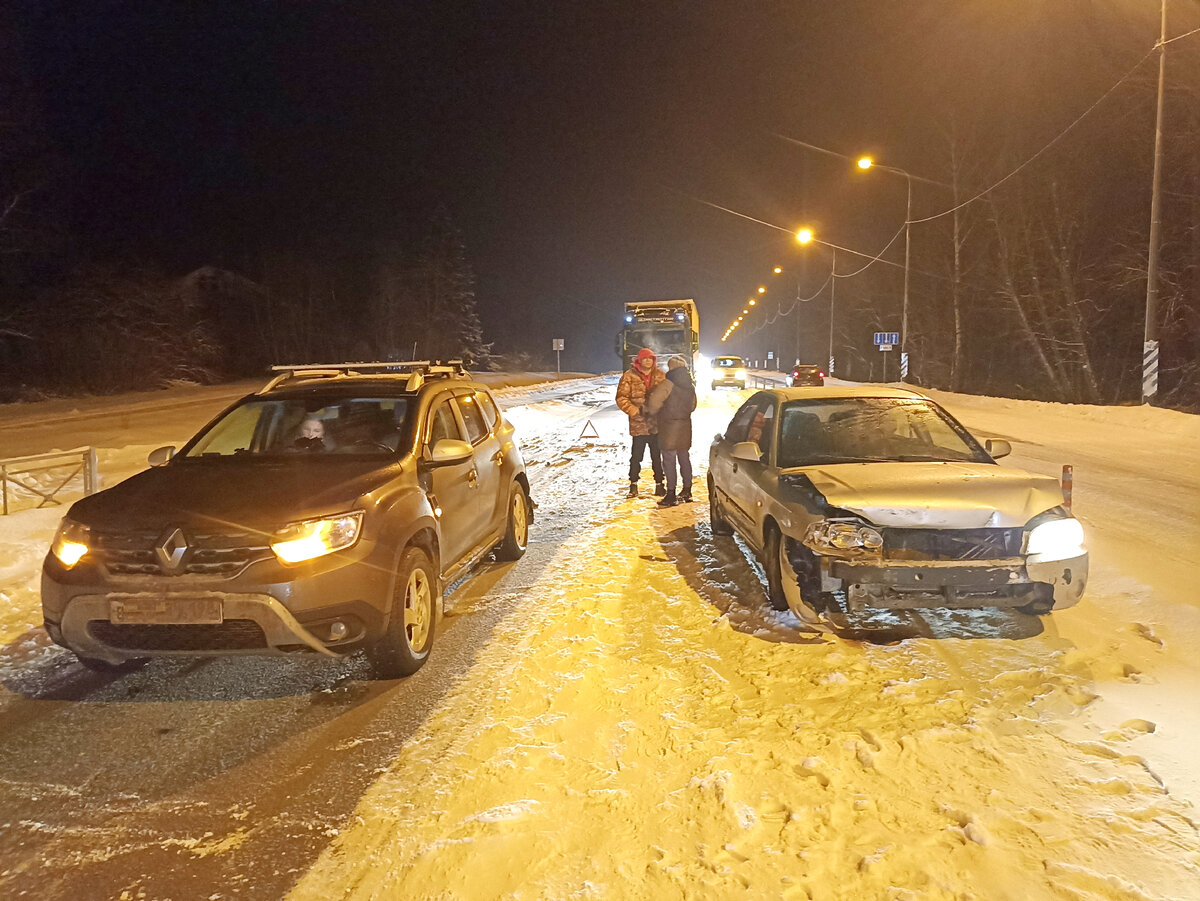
[0,377,1197,900]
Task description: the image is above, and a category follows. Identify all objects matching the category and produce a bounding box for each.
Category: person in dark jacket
[644,355,697,507]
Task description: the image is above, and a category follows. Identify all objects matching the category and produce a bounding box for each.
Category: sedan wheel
[766,528,823,625]
[368,546,437,678]
[708,475,733,536]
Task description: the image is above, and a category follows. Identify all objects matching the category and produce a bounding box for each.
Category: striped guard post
[1061,464,1073,514]
[1143,340,1159,401]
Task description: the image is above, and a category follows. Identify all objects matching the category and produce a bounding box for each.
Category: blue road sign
[873,331,899,346]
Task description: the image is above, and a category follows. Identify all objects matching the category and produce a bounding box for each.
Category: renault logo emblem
[156,527,189,573]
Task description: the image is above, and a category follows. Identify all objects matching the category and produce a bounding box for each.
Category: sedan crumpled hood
[796,461,1064,528]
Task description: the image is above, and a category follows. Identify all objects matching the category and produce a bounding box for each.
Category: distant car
[711,355,748,390]
[790,364,825,387]
[708,386,1087,625]
[41,362,532,678]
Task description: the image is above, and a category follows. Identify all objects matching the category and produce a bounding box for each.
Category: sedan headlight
[1025,517,1085,562]
[804,520,883,553]
[51,518,91,569]
[271,510,364,564]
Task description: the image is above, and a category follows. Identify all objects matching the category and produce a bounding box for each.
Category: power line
[907,45,1159,225]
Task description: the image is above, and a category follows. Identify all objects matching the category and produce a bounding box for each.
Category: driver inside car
[291,416,328,452]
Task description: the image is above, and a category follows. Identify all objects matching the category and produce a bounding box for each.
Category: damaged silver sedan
[707,386,1087,626]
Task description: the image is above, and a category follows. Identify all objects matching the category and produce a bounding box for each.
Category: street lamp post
[795,228,838,375]
[858,157,914,379]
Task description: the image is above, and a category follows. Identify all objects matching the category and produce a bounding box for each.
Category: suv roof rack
[258,360,470,394]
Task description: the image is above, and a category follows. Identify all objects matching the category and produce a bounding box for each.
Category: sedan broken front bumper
[829,553,1087,611]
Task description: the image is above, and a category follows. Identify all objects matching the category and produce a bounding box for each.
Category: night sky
[10,1,1178,371]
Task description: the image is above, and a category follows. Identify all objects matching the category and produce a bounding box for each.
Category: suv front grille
[88,620,268,651]
[93,528,272,577]
[882,527,1023,561]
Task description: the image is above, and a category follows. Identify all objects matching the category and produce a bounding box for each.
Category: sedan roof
[758,385,930,402]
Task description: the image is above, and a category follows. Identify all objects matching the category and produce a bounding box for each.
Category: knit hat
[635,348,657,364]
[667,355,688,370]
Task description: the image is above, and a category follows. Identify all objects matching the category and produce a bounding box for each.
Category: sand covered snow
[287,475,1200,900]
[2,375,1198,899]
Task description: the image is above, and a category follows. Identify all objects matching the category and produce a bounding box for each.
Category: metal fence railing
[1,447,99,515]
[748,371,788,389]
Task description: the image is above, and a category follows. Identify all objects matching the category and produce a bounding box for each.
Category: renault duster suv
[41,362,532,678]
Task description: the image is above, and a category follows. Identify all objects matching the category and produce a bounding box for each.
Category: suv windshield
[181,395,413,459]
[776,398,990,468]
[715,357,744,368]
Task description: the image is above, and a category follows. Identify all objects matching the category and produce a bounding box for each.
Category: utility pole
[827,248,837,376]
[1143,0,1167,403]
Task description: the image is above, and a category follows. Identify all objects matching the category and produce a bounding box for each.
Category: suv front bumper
[42,540,395,665]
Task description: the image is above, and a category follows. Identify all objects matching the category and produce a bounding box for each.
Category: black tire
[368,546,438,678]
[1018,595,1055,616]
[708,475,733,536]
[710,381,718,391]
[495,483,531,561]
[763,528,790,611]
[767,529,830,622]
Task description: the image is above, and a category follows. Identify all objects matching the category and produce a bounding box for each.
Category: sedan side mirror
[148,446,176,466]
[425,438,474,468]
[731,441,762,463]
[985,438,1012,459]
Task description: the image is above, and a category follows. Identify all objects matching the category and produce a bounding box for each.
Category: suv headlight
[271,510,364,564]
[804,520,883,554]
[51,518,91,569]
[1025,517,1085,562]
[735,369,748,380]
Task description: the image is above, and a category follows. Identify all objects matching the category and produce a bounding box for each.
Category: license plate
[109,598,223,625]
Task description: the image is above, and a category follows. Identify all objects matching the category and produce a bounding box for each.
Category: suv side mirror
[731,441,762,463]
[148,446,176,466]
[985,438,1012,459]
[426,438,473,468]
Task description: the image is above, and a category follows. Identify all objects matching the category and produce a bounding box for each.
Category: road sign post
[552,338,564,373]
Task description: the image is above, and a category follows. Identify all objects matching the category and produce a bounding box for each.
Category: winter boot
[657,490,678,508]
[626,481,638,498]
[654,481,667,497]
[679,485,693,503]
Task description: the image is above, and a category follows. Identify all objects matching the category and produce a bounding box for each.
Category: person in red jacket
[615,348,666,498]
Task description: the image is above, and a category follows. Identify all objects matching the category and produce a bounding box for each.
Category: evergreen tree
[411,210,490,367]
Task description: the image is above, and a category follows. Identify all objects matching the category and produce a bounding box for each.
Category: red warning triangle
[578,419,599,439]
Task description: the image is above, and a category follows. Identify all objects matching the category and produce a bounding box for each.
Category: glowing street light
[773,266,782,274]
[796,227,813,244]
[757,286,766,294]
[857,156,873,170]
[748,299,756,306]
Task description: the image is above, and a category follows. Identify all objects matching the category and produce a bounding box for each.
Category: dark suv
[41,362,532,678]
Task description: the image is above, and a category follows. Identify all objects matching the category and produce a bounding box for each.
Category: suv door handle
[467,468,479,487]
[491,450,503,464]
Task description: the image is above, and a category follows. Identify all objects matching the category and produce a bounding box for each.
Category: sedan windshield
[776,398,990,468]
[181,395,412,459]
